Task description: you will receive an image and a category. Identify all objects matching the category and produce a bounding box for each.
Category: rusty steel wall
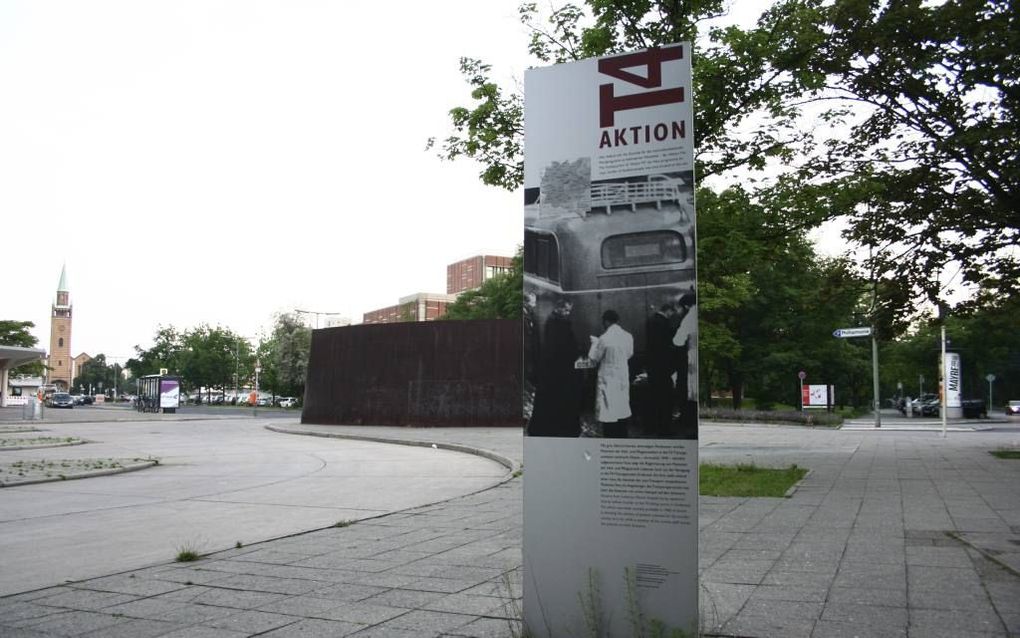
[302,319,523,427]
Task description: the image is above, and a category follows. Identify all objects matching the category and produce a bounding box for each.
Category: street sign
[798,371,807,380]
[986,373,996,383]
[833,327,872,338]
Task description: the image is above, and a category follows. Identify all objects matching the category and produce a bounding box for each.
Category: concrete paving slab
[0,418,507,595]
[1,419,1019,637]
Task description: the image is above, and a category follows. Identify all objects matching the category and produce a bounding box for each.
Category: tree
[429,1,811,190]
[259,313,312,398]
[179,326,243,400]
[0,320,46,377]
[434,0,1019,301]
[72,354,125,396]
[757,0,1019,299]
[443,251,524,320]
[697,187,869,408]
[884,280,1020,407]
[126,326,183,380]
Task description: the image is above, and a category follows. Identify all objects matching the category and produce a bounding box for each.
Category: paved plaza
[0,410,1018,636]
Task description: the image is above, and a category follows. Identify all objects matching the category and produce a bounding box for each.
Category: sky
[1,0,535,360]
[1,0,828,362]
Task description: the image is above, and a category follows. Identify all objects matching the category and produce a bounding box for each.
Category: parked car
[1007,400,1020,416]
[961,399,988,419]
[72,395,85,405]
[47,392,74,409]
[278,397,299,408]
[911,394,937,416]
[918,397,941,417]
[82,395,94,405]
[257,396,273,407]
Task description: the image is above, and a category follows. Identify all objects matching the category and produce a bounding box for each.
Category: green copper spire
[57,264,69,292]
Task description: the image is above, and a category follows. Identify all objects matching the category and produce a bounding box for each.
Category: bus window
[524,230,561,283]
[601,231,686,269]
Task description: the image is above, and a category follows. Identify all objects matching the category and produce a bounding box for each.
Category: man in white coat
[588,309,634,438]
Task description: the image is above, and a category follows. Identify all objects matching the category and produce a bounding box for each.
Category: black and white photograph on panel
[523,161,697,440]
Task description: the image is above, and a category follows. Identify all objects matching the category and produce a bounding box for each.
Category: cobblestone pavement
[1,419,1018,637]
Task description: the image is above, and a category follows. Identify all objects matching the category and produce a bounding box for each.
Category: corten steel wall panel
[303,319,522,427]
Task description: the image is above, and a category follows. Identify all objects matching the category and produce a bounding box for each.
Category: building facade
[362,255,513,325]
[447,255,515,294]
[71,352,92,389]
[47,266,73,391]
[363,293,457,325]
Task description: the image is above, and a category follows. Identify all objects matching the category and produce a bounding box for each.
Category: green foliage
[990,450,1020,460]
[72,354,125,395]
[0,320,46,376]
[258,313,312,398]
[578,568,603,638]
[426,57,523,190]
[697,186,871,409]
[436,0,1019,302]
[0,320,38,347]
[882,281,1020,405]
[126,326,184,380]
[700,463,808,497]
[180,325,247,397]
[443,251,524,320]
[700,408,842,427]
[770,0,1020,295]
[174,548,200,562]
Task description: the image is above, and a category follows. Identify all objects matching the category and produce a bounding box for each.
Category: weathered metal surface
[302,319,523,427]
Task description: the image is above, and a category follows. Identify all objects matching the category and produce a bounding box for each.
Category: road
[0,416,507,596]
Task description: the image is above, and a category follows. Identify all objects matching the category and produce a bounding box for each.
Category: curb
[0,459,158,488]
[263,424,519,474]
[784,468,812,498]
[0,439,87,451]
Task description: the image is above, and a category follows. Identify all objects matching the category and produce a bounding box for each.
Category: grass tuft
[175,542,202,562]
[700,463,807,497]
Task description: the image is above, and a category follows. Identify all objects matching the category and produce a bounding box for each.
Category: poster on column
[944,352,961,408]
[522,44,698,637]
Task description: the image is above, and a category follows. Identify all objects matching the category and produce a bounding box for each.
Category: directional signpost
[986,373,996,414]
[833,326,879,427]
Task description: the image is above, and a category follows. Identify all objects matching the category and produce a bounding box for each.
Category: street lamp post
[294,309,343,329]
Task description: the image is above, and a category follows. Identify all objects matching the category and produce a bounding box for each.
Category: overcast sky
[1,0,539,360]
[2,0,829,362]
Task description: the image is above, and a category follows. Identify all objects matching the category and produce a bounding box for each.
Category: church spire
[57,263,69,292]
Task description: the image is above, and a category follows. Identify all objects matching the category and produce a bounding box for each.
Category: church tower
[48,265,73,391]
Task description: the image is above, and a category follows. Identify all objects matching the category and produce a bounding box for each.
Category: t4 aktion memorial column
[522,44,698,636]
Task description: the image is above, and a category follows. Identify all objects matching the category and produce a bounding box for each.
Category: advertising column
[523,44,697,637]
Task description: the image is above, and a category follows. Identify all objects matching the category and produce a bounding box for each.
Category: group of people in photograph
[526,289,697,439]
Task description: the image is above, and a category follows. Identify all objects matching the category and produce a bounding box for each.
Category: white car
[279,397,299,408]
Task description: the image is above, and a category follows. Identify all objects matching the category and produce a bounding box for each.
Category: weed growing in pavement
[174,538,205,562]
[514,567,701,638]
[235,541,243,548]
[0,436,83,448]
[175,548,200,562]
[333,519,354,528]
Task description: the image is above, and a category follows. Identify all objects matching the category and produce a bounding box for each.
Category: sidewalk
[1,422,1018,637]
